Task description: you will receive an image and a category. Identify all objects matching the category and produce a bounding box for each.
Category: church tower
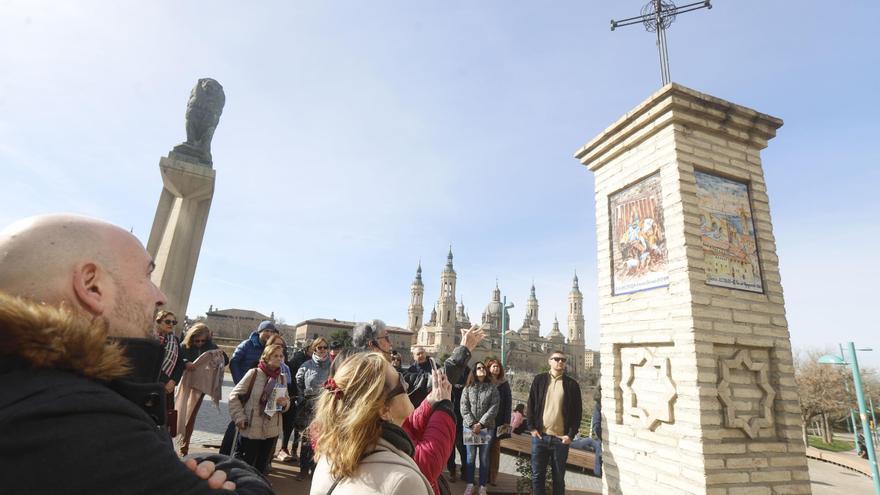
[547,315,565,344]
[436,247,457,351]
[526,283,540,338]
[567,271,586,378]
[567,271,585,344]
[407,262,424,333]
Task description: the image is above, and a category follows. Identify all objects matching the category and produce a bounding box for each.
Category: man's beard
[110,283,156,340]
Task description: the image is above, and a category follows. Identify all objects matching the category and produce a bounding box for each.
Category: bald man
[0,214,272,495]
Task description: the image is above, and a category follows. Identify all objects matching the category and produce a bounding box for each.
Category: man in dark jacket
[352,319,485,405]
[446,364,470,481]
[527,350,583,495]
[229,320,279,384]
[407,346,433,407]
[0,214,272,494]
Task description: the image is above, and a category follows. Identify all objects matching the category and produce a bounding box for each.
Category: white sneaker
[478,487,488,495]
[463,483,474,495]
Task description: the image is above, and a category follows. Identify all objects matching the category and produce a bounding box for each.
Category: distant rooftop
[293,318,412,334]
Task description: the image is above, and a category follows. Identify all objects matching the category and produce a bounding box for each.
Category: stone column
[146,155,215,318]
[574,84,810,495]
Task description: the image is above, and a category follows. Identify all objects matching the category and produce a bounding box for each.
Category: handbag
[167,409,179,437]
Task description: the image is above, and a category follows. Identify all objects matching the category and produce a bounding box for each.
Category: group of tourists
[0,213,600,495]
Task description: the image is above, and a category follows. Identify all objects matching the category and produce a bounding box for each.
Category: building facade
[201,307,297,340]
[410,250,588,378]
[294,318,413,351]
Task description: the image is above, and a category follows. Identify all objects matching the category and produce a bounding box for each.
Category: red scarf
[258,362,282,415]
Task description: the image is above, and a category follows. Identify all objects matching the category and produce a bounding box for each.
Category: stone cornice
[573,83,784,172]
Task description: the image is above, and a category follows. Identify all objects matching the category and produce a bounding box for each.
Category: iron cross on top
[611,0,712,86]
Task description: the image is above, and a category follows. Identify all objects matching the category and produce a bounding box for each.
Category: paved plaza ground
[188,376,874,494]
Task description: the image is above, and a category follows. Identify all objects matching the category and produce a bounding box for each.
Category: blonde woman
[175,323,226,455]
[228,343,291,474]
[309,352,433,495]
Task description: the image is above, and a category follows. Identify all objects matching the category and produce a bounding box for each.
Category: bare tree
[795,349,849,446]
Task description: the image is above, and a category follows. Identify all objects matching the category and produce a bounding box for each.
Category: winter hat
[257,320,278,332]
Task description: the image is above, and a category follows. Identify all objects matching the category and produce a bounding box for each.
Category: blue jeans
[466,436,492,486]
[570,437,602,477]
[531,434,569,495]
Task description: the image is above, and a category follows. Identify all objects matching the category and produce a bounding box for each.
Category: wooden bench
[499,433,597,475]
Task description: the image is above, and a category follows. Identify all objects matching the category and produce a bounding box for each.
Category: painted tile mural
[609,172,669,295]
[695,171,763,293]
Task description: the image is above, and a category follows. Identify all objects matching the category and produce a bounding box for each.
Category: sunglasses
[476,366,486,371]
[162,319,178,325]
[550,357,567,363]
[194,339,206,344]
[316,346,328,350]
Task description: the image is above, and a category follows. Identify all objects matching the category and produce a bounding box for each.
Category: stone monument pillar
[147,79,225,318]
[574,84,810,494]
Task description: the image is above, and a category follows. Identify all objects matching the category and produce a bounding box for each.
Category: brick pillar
[574,84,810,495]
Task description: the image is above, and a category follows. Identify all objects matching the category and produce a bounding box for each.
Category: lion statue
[172,78,225,166]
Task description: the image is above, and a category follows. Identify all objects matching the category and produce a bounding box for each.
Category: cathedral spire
[526,281,540,337]
[445,245,454,270]
[568,268,585,345]
[408,260,425,332]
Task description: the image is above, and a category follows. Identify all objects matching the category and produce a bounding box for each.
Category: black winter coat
[526,372,583,439]
[0,292,273,495]
[402,346,472,408]
[287,349,310,397]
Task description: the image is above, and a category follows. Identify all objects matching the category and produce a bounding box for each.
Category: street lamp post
[499,296,514,368]
[819,343,880,495]
[841,344,860,437]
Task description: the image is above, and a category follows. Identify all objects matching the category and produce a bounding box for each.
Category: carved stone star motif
[716,349,776,439]
[621,348,677,431]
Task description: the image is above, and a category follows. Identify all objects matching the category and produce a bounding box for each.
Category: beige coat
[309,437,433,495]
[227,368,290,440]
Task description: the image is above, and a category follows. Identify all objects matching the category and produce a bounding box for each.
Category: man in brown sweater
[526,350,583,495]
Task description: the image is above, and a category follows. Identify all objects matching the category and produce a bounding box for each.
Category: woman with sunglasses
[460,361,499,495]
[295,337,331,480]
[176,322,226,455]
[310,352,437,495]
[155,310,185,435]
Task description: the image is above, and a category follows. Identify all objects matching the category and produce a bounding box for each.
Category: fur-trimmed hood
[0,291,130,381]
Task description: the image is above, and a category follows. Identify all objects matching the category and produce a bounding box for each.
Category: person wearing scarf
[155,310,184,436]
[265,334,298,463]
[294,337,331,480]
[228,343,291,474]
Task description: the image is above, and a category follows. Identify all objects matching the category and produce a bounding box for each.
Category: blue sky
[2,1,878,367]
